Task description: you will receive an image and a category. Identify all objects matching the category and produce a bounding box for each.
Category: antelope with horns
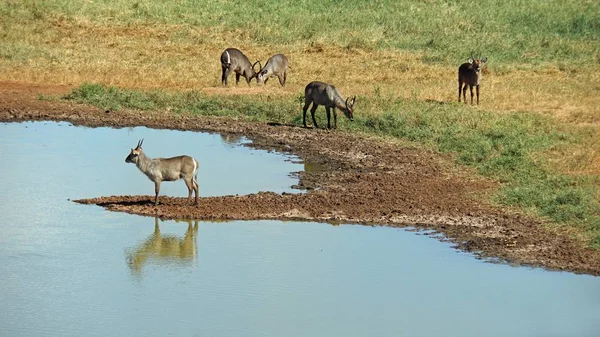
[257,54,289,87]
[458,54,488,105]
[302,81,356,129]
[125,139,199,206]
[220,48,260,86]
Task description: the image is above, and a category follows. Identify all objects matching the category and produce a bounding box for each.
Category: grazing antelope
[127,218,199,275]
[302,81,356,129]
[220,48,260,86]
[257,54,289,87]
[125,139,199,206]
[458,55,488,105]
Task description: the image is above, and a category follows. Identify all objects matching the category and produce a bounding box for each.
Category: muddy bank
[2,80,600,275]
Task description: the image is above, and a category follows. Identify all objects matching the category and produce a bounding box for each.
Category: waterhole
[0,122,598,337]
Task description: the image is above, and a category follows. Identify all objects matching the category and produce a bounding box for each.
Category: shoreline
[2,81,599,276]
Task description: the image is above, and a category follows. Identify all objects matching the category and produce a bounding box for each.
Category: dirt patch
[2,80,600,276]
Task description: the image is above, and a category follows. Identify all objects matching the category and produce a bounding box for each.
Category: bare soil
[2,80,600,276]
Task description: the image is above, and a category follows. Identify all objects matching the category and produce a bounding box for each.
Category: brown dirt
[2,80,600,276]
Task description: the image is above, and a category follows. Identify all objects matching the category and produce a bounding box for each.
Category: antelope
[257,54,289,87]
[125,139,199,206]
[127,218,199,275]
[458,54,488,105]
[302,81,356,129]
[220,48,260,86]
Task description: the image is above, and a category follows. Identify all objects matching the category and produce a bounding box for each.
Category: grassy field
[2,1,600,245]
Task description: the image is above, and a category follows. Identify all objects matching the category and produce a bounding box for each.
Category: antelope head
[257,70,268,84]
[342,96,356,121]
[467,53,487,74]
[125,139,144,164]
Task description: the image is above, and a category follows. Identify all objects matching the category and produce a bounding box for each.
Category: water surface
[1,122,599,337]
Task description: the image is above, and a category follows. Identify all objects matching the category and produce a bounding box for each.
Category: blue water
[1,122,599,337]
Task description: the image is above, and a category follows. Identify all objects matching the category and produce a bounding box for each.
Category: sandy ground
[2,80,599,276]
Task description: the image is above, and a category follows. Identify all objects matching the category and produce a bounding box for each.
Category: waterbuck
[257,54,289,87]
[220,48,260,86]
[302,81,356,129]
[458,55,488,105]
[125,139,199,206]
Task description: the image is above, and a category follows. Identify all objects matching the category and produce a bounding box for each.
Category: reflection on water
[219,133,246,146]
[127,218,199,275]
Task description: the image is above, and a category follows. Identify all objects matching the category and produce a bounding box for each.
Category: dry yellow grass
[3,22,599,116]
[2,22,600,173]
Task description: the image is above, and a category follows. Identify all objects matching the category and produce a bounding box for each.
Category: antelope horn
[345,97,350,107]
[137,139,144,148]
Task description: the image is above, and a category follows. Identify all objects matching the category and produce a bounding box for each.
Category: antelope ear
[481,57,487,63]
[351,96,356,105]
[468,58,474,64]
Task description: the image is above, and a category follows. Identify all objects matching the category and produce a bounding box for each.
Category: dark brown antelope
[458,55,488,105]
[257,54,289,87]
[125,139,199,206]
[302,81,356,129]
[220,48,260,86]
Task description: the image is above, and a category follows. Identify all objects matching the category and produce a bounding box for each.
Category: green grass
[64,83,301,121]
[64,83,600,246]
[2,0,599,66]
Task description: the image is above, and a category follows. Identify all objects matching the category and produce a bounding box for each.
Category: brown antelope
[458,54,488,105]
[125,139,199,206]
[257,54,289,87]
[220,48,260,86]
[127,218,199,275]
[302,81,356,129]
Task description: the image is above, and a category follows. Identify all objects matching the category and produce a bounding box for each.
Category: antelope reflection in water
[219,133,245,146]
[127,218,199,275]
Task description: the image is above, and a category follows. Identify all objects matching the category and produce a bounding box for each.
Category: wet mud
[2,80,599,275]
